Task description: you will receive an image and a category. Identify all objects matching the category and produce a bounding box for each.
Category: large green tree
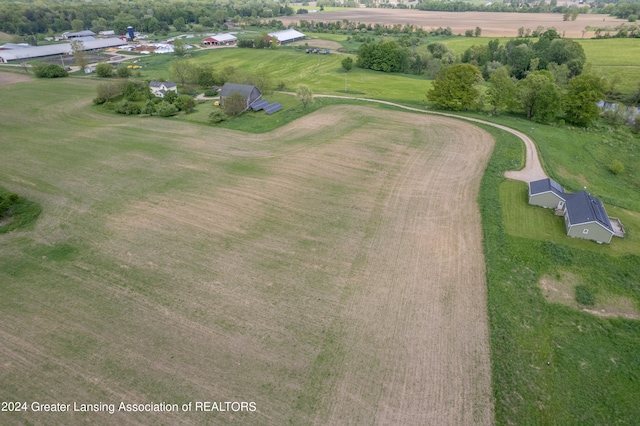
[516,70,562,123]
[563,74,606,127]
[544,38,586,78]
[71,40,87,71]
[427,64,481,111]
[487,67,516,115]
[170,59,196,87]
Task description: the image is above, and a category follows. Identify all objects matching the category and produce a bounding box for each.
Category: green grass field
[477,125,640,425]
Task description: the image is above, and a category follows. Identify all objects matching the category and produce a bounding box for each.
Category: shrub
[96,81,124,103]
[609,159,625,175]
[116,100,141,115]
[156,101,178,117]
[95,62,113,77]
[123,80,146,101]
[174,94,195,113]
[180,86,196,96]
[33,63,68,78]
[575,285,595,306]
[163,90,178,104]
[203,88,218,97]
[222,92,246,116]
[209,109,227,123]
[116,65,131,78]
[142,100,156,115]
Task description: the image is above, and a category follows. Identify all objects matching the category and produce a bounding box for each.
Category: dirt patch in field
[0,71,32,86]
[539,272,640,319]
[278,10,629,38]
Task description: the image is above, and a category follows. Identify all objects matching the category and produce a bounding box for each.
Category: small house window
[583,229,589,235]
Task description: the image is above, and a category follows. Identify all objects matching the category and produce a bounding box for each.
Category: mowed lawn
[0,77,494,424]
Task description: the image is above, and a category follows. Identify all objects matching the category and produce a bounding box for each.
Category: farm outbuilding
[529,178,566,209]
[267,29,306,45]
[202,33,237,46]
[219,83,262,111]
[0,38,127,63]
[61,30,96,39]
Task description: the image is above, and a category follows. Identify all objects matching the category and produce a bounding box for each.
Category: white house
[149,81,178,98]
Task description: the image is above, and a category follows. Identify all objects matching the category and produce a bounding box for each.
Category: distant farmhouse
[149,81,178,98]
[202,33,237,46]
[219,83,262,111]
[267,29,306,45]
[528,178,624,244]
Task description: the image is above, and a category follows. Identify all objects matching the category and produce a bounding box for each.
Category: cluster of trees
[461,30,586,80]
[237,34,278,49]
[416,0,589,14]
[167,59,274,94]
[297,19,450,38]
[428,63,608,127]
[423,30,624,126]
[592,23,640,38]
[356,41,409,73]
[0,0,294,36]
[94,79,194,117]
[356,39,458,77]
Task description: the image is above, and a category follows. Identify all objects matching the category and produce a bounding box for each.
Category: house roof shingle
[219,83,260,100]
[564,191,613,231]
[529,178,566,198]
[149,81,177,89]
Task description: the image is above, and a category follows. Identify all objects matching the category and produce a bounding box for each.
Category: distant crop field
[0,78,494,424]
[277,9,630,38]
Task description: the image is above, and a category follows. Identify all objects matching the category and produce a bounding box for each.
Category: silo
[127,26,135,41]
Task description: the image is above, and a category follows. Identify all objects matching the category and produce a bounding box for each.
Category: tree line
[421,29,640,129]
[0,0,294,36]
[416,0,638,21]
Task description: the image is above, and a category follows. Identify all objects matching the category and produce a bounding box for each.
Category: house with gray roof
[528,178,618,244]
[219,83,262,111]
[529,178,567,209]
[562,191,615,244]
